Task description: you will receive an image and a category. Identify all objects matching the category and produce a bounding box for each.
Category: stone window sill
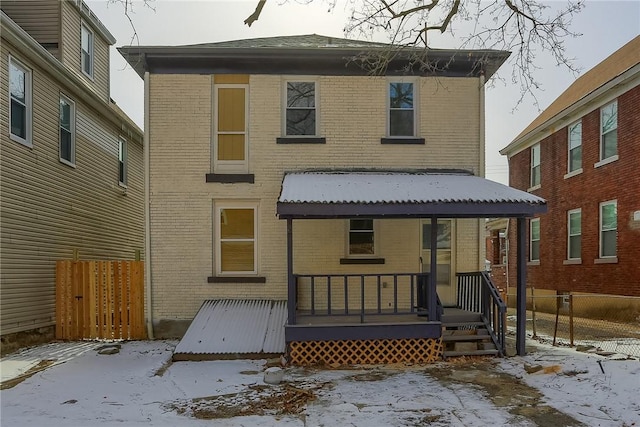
[208,276,266,283]
[563,259,582,265]
[276,137,326,144]
[381,137,425,145]
[339,258,385,265]
[206,174,255,183]
[594,257,618,264]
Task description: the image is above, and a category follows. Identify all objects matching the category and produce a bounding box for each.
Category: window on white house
[214,84,248,173]
[530,218,540,262]
[530,144,541,188]
[59,95,75,165]
[216,204,257,274]
[349,219,375,256]
[285,81,316,136]
[568,121,582,173]
[600,200,617,258]
[600,100,617,161]
[389,82,415,137]
[567,209,581,260]
[9,57,32,146]
[118,137,127,185]
[81,23,94,78]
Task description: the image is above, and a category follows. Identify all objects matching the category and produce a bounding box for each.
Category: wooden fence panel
[55,261,146,340]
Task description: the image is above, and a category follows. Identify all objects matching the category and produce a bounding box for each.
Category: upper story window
[567,209,581,260]
[81,23,94,78]
[349,219,375,256]
[9,57,32,146]
[213,84,248,174]
[600,100,617,161]
[568,121,582,173]
[388,82,415,137]
[59,95,76,166]
[599,200,617,258]
[285,81,316,136]
[530,143,541,188]
[118,137,127,186]
[530,218,540,262]
[215,203,258,275]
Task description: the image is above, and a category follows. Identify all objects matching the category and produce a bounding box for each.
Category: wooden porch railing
[293,272,440,324]
[457,272,507,355]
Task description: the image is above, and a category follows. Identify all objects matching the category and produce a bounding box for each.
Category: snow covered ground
[1,339,638,426]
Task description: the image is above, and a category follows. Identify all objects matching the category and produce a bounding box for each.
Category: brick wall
[506,85,640,297]
[148,74,485,324]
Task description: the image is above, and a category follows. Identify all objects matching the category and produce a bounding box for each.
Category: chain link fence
[506,289,640,358]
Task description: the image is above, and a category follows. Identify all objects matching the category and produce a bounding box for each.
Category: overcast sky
[87,0,639,184]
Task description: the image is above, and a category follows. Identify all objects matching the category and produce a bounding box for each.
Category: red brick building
[500,36,640,298]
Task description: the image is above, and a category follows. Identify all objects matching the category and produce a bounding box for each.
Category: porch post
[429,217,438,321]
[516,217,527,355]
[287,218,296,325]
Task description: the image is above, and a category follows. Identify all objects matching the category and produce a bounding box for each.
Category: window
[214,84,248,173]
[349,219,375,256]
[600,100,617,160]
[600,200,617,258]
[118,138,127,186]
[568,121,582,173]
[215,203,257,274]
[285,81,316,136]
[59,95,75,165]
[9,57,32,146]
[388,82,415,137]
[567,209,581,260]
[530,144,541,188]
[530,218,540,262]
[81,23,93,77]
[491,229,507,265]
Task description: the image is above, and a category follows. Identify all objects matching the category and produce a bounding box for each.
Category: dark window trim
[276,137,326,144]
[381,138,425,145]
[208,276,266,283]
[340,258,385,265]
[206,173,255,183]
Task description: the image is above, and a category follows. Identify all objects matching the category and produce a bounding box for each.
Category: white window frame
[8,56,32,147]
[567,208,581,261]
[214,201,259,275]
[347,218,377,257]
[567,120,582,175]
[387,79,418,137]
[59,94,76,167]
[283,79,318,137]
[118,137,127,186]
[213,84,249,174]
[530,218,540,262]
[81,22,94,79]
[599,200,617,259]
[530,143,541,189]
[599,100,618,162]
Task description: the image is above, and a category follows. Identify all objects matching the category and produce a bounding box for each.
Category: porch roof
[277,170,546,219]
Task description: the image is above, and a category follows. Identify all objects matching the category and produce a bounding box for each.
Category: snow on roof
[279,171,545,205]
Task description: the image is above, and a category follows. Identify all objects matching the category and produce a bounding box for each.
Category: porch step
[444,349,500,358]
[441,321,486,328]
[442,334,492,342]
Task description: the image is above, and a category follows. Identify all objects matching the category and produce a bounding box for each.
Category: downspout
[144,71,154,339]
[478,72,486,271]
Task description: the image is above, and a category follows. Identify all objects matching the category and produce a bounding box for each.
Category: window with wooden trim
[599,200,617,258]
[9,57,32,146]
[567,209,581,260]
[530,218,540,262]
[213,84,248,173]
[215,203,258,274]
[600,100,617,161]
[568,121,582,173]
[81,23,94,78]
[59,95,75,165]
[285,81,317,136]
[530,143,541,188]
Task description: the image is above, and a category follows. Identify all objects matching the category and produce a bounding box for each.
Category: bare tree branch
[244,0,267,27]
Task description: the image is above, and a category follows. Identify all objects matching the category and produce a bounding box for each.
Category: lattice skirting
[288,338,443,366]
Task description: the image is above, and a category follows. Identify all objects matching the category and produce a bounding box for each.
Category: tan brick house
[1,0,143,350]
[500,37,639,310]
[120,34,545,362]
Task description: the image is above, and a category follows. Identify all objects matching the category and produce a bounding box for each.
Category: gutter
[1,12,141,141]
[144,71,154,339]
[479,72,486,271]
